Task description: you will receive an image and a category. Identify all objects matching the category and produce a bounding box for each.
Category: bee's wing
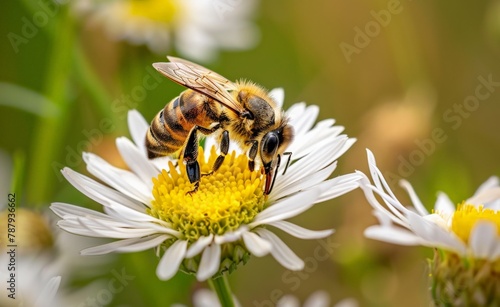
[153,57,244,115]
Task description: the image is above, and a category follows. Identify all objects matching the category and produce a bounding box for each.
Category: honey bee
[146,56,294,195]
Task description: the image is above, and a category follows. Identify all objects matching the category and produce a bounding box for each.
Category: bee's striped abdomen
[146,90,221,159]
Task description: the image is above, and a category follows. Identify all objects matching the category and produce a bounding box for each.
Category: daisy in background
[80,0,259,62]
[0,211,113,307]
[0,154,111,307]
[182,288,358,307]
[358,149,500,306]
[0,254,63,307]
[0,210,112,306]
[50,88,360,304]
[0,253,110,307]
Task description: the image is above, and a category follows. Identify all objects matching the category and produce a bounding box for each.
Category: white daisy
[0,155,112,307]
[358,149,500,305]
[0,253,109,307]
[186,288,358,307]
[0,208,113,306]
[359,149,500,260]
[51,88,360,282]
[0,254,63,307]
[86,0,259,62]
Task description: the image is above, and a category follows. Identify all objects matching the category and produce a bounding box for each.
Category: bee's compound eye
[262,133,279,155]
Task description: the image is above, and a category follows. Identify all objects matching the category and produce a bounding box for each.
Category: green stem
[26,7,75,206]
[208,275,235,307]
[73,43,116,121]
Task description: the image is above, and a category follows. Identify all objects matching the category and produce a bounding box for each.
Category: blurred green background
[1,0,500,306]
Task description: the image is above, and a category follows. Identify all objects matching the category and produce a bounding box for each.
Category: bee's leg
[184,127,201,195]
[185,124,224,194]
[246,140,258,171]
[203,130,229,176]
[265,154,282,195]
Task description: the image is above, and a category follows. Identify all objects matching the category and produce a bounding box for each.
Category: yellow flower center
[450,203,500,243]
[150,147,266,242]
[127,0,179,23]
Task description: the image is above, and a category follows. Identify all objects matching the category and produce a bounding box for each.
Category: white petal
[276,295,300,307]
[288,125,346,160]
[101,201,161,223]
[58,218,162,239]
[128,110,149,154]
[304,290,330,307]
[473,176,499,195]
[357,172,409,228]
[214,226,248,244]
[366,150,405,211]
[314,173,363,204]
[467,187,500,207]
[61,168,146,211]
[186,234,214,258]
[334,298,359,307]
[399,179,428,216]
[273,134,346,185]
[116,137,158,185]
[271,163,337,201]
[51,202,112,220]
[406,211,466,255]
[469,222,498,260]
[485,199,500,211]
[35,276,61,307]
[156,240,188,280]
[364,225,422,245]
[81,235,170,255]
[250,189,320,227]
[242,231,272,257]
[196,244,221,281]
[269,220,334,239]
[288,104,318,137]
[434,192,455,215]
[285,103,306,126]
[255,228,304,270]
[269,88,284,107]
[492,241,500,259]
[203,136,218,159]
[372,209,392,227]
[193,288,221,307]
[423,213,449,230]
[273,138,340,194]
[84,153,152,203]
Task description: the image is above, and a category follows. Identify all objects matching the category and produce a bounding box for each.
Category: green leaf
[0,82,59,117]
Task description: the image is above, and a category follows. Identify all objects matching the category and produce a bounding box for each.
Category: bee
[146,56,294,195]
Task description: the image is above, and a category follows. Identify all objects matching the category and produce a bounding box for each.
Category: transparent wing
[152,57,244,115]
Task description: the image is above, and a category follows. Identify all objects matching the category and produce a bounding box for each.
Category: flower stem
[73,42,115,121]
[208,275,235,307]
[26,6,75,205]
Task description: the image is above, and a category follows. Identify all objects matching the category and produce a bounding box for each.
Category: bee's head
[260,121,294,195]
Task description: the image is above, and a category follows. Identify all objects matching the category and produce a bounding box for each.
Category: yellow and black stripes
[146,90,225,159]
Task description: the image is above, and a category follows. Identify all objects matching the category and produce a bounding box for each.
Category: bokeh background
[2,0,500,306]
